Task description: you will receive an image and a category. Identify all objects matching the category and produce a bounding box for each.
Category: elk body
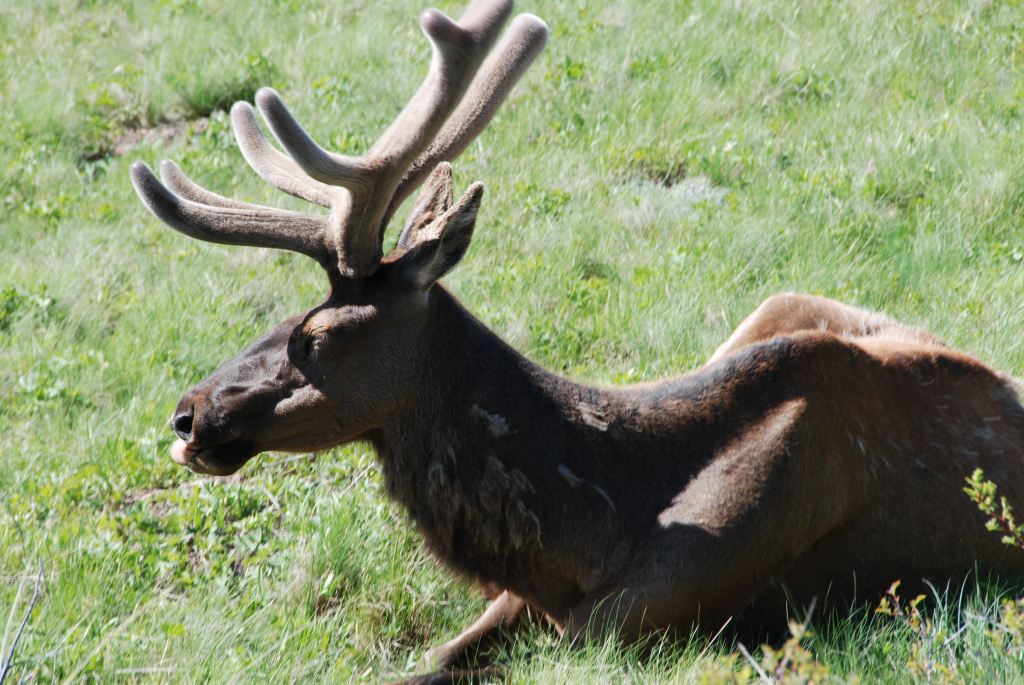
[130,0,1024,678]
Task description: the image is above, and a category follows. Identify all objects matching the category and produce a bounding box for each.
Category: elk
[130,0,1024,679]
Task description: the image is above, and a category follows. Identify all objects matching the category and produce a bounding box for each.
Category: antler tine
[159,160,257,210]
[130,161,334,268]
[255,0,515,278]
[386,14,549,227]
[366,0,514,162]
[230,102,340,209]
[253,88,371,190]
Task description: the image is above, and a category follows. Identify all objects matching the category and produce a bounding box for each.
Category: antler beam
[130,161,333,267]
[130,0,549,279]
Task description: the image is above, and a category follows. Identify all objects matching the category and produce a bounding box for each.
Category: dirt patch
[112,118,208,157]
[118,471,248,512]
[630,157,688,187]
[185,534,210,575]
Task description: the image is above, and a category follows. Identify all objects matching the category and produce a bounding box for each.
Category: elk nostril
[172,408,194,441]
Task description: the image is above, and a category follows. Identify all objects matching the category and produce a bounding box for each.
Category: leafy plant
[964,468,1024,547]
[756,615,833,684]
[876,581,963,684]
[964,469,1024,656]
[0,285,60,332]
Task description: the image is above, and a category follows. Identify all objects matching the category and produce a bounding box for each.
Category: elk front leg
[709,292,939,364]
[560,541,775,647]
[420,590,527,670]
[559,541,744,648]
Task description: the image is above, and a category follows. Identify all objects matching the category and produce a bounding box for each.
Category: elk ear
[397,181,483,288]
[397,162,455,250]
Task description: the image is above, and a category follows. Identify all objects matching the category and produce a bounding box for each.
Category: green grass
[3,0,1024,681]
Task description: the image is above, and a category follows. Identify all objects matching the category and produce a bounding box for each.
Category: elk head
[130,0,548,476]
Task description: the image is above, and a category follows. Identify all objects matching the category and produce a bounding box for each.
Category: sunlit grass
[3,0,1024,681]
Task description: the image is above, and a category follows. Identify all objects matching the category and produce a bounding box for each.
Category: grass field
[3,0,1024,682]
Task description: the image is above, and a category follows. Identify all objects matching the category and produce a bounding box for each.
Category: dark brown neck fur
[372,288,640,608]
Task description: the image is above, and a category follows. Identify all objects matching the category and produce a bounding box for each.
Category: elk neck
[370,286,634,595]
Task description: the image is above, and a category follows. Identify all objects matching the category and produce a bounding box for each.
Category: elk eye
[293,332,320,363]
[302,335,317,361]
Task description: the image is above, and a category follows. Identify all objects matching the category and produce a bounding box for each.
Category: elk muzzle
[167,380,258,476]
[165,319,301,475]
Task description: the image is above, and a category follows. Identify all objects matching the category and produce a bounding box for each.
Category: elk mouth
[170,437,256,476]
